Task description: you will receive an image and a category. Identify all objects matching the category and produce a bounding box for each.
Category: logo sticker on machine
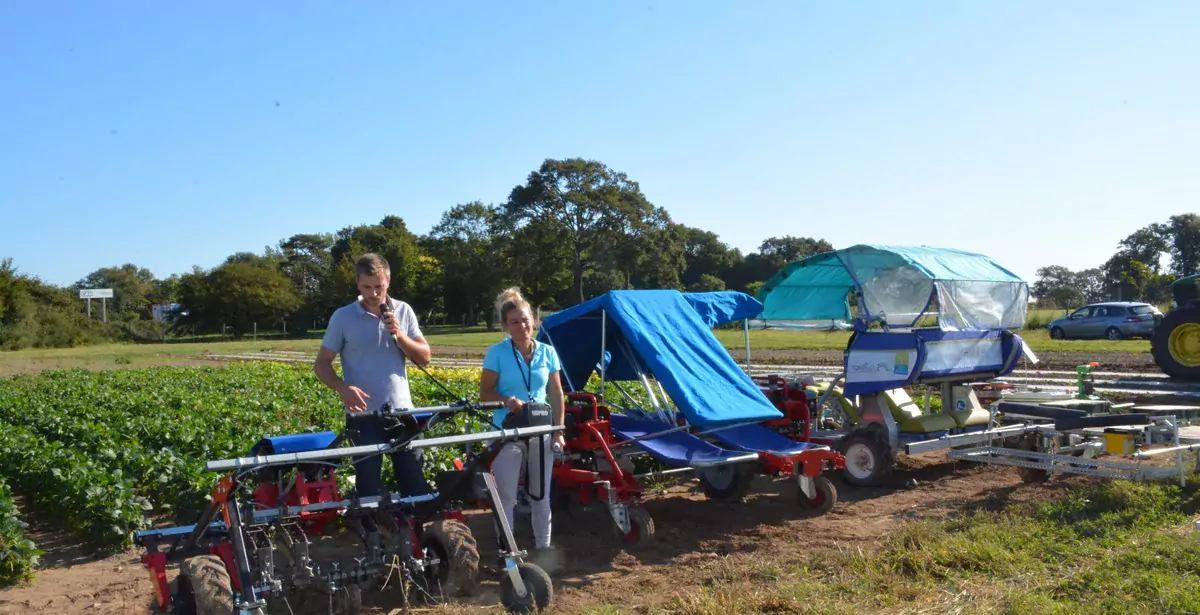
[893,351,910,376]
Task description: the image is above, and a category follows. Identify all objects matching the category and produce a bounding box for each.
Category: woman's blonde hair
[495,286,531,324]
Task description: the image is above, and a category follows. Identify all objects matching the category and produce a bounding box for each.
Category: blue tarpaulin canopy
[755,244,1029,330]
[537,290,782,428]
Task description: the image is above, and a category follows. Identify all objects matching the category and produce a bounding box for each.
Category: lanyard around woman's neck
[509,339,535,399]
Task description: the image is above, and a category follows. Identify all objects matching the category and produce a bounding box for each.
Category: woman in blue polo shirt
[479,287,565,557]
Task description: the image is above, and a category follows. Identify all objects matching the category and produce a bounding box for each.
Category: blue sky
[2,1,1198,288]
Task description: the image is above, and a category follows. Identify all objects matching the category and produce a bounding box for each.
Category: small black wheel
[1050,326,1066,340]
[697,461,756,501]
[797,475,837,514]
[175,555,235,615]
[1106,327,1124,341]
[1016,436,1049,483]
[499,562,554,613]
[422,519,480,597]
[613,505,655,547]
[838,430,893,487]
[333,584,362,615]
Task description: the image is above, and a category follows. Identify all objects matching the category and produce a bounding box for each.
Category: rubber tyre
[1150,307,1200,381]
[1106,327,1124,341]
[613,505,655,547]
[797,475,837,514]
[1016,436,1049,483]
[1050,327,1066,340]
[423,519,480,597]
[499,562,554,614]
[838,430,893,487]
[697,461,756,501]
[334,585,362,615]
[175,555,235,615]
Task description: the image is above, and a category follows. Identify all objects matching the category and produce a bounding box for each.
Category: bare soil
[0,456,1080,615]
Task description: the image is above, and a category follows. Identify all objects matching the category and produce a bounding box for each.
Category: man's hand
[382,311,401,338]
[340,384,371,412]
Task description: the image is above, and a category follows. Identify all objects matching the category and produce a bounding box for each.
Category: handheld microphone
[380,300,399,343]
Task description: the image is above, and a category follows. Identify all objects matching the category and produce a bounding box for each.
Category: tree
[1102,224,1171,301]
[177,262,301,337]
[278,233,334,331]
[729,236,833,293]
[1119,261,1176,304]
[689,274,726,292]
[679,227,742,290]
[324,216,423,320]
[501,218,572,311]
[1075,268,1105,304]
[1032,265,1086,309]
[504,158,655,305]
[0,258,121,349]
[73,264,158,321]
[602,205,685,291]
[425,202,507,328]
[757,236,834,267]
[1164,213,1200,277]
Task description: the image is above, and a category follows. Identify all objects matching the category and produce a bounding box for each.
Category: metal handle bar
[206,424,563,473]
[378,400,505,417]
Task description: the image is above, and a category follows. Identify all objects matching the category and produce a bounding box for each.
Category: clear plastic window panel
[936,280,1028,330]
[857,265,935,327]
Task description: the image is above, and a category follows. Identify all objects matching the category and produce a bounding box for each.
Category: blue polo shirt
[482,338,561,427]
[321,297,422,415]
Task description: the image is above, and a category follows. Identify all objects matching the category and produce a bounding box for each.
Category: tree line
[0,158,834,348]
[1031,214,1200,310]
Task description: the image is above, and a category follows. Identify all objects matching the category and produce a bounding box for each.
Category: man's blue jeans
[346,414,431,497]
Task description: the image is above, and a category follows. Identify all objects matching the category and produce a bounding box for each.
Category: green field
[0,321,1152,377]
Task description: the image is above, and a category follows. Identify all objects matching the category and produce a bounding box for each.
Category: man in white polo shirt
[314,252,433,498]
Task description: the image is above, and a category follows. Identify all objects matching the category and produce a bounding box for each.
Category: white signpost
[79,289,114,323]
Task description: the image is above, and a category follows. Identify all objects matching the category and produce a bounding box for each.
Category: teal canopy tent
[754,245,1030,331]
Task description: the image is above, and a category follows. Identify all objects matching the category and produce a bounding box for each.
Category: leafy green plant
[0,478,40,586]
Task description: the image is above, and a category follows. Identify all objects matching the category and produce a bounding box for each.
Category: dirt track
[0,456,1077,615]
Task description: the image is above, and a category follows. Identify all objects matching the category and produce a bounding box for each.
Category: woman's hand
[552,433,566,451]
[506,396,524,414]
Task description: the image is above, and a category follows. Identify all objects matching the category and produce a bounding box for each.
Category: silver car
[1048,302,1163,340]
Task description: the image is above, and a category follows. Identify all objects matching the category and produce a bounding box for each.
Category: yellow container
[1103,431,1135,455]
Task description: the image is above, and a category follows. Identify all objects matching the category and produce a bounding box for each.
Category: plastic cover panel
[937,280,1029,330]
[858,265,935,327]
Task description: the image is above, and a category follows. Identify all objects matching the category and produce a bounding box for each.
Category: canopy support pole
[599,309,607,395]
[743,318,751,372]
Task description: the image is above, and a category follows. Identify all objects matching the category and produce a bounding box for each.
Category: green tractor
[1150,273,1200,380]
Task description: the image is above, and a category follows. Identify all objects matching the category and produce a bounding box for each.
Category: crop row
[0,362,482,554]
[0,477,40,586]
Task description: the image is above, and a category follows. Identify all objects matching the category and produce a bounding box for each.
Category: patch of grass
[646,480,1200,615]
[0,320,1153,378]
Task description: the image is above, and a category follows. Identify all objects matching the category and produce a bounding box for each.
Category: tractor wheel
[1151,307,1200,381]
[422,519,480,597]
[499,562,554,614]
[838,430,893,487]
[613,505,655,547]
[175,555,235,615]
[797,475,837,514]
[697,461,756,501]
